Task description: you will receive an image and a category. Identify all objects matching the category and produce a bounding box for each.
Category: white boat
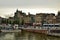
[43,24,60,36]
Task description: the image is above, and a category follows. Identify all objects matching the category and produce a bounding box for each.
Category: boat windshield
[43,24,60,27]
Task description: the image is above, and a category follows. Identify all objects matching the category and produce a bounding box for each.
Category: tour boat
[21,23,60,36]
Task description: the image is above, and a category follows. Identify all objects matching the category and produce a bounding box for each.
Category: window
[55,25,60,27]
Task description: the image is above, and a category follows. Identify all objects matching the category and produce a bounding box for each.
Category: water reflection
[0,33,15,40]
[0,31,60,40]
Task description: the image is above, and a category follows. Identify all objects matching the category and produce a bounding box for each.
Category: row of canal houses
[14,9,60,26]
[0,9,60,26]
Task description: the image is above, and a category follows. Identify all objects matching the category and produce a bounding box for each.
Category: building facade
[13,10,60,25]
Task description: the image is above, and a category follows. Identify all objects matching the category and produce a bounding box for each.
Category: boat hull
[23,29,48,34]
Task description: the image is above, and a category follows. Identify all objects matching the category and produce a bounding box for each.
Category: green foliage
[13,19,20,25]
[1,19,8,24]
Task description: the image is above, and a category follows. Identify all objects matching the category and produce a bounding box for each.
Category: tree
[1,18,8,24]
[13,18,20,25]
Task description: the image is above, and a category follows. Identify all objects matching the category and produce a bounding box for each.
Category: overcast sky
[0,0,60,18]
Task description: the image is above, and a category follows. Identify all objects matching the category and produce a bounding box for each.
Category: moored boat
[21,23,60,36]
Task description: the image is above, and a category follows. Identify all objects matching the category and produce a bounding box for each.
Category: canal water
[0,31,60,40]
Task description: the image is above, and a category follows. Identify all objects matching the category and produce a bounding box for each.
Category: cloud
[0,0,60,18]
[0,0,59,8]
